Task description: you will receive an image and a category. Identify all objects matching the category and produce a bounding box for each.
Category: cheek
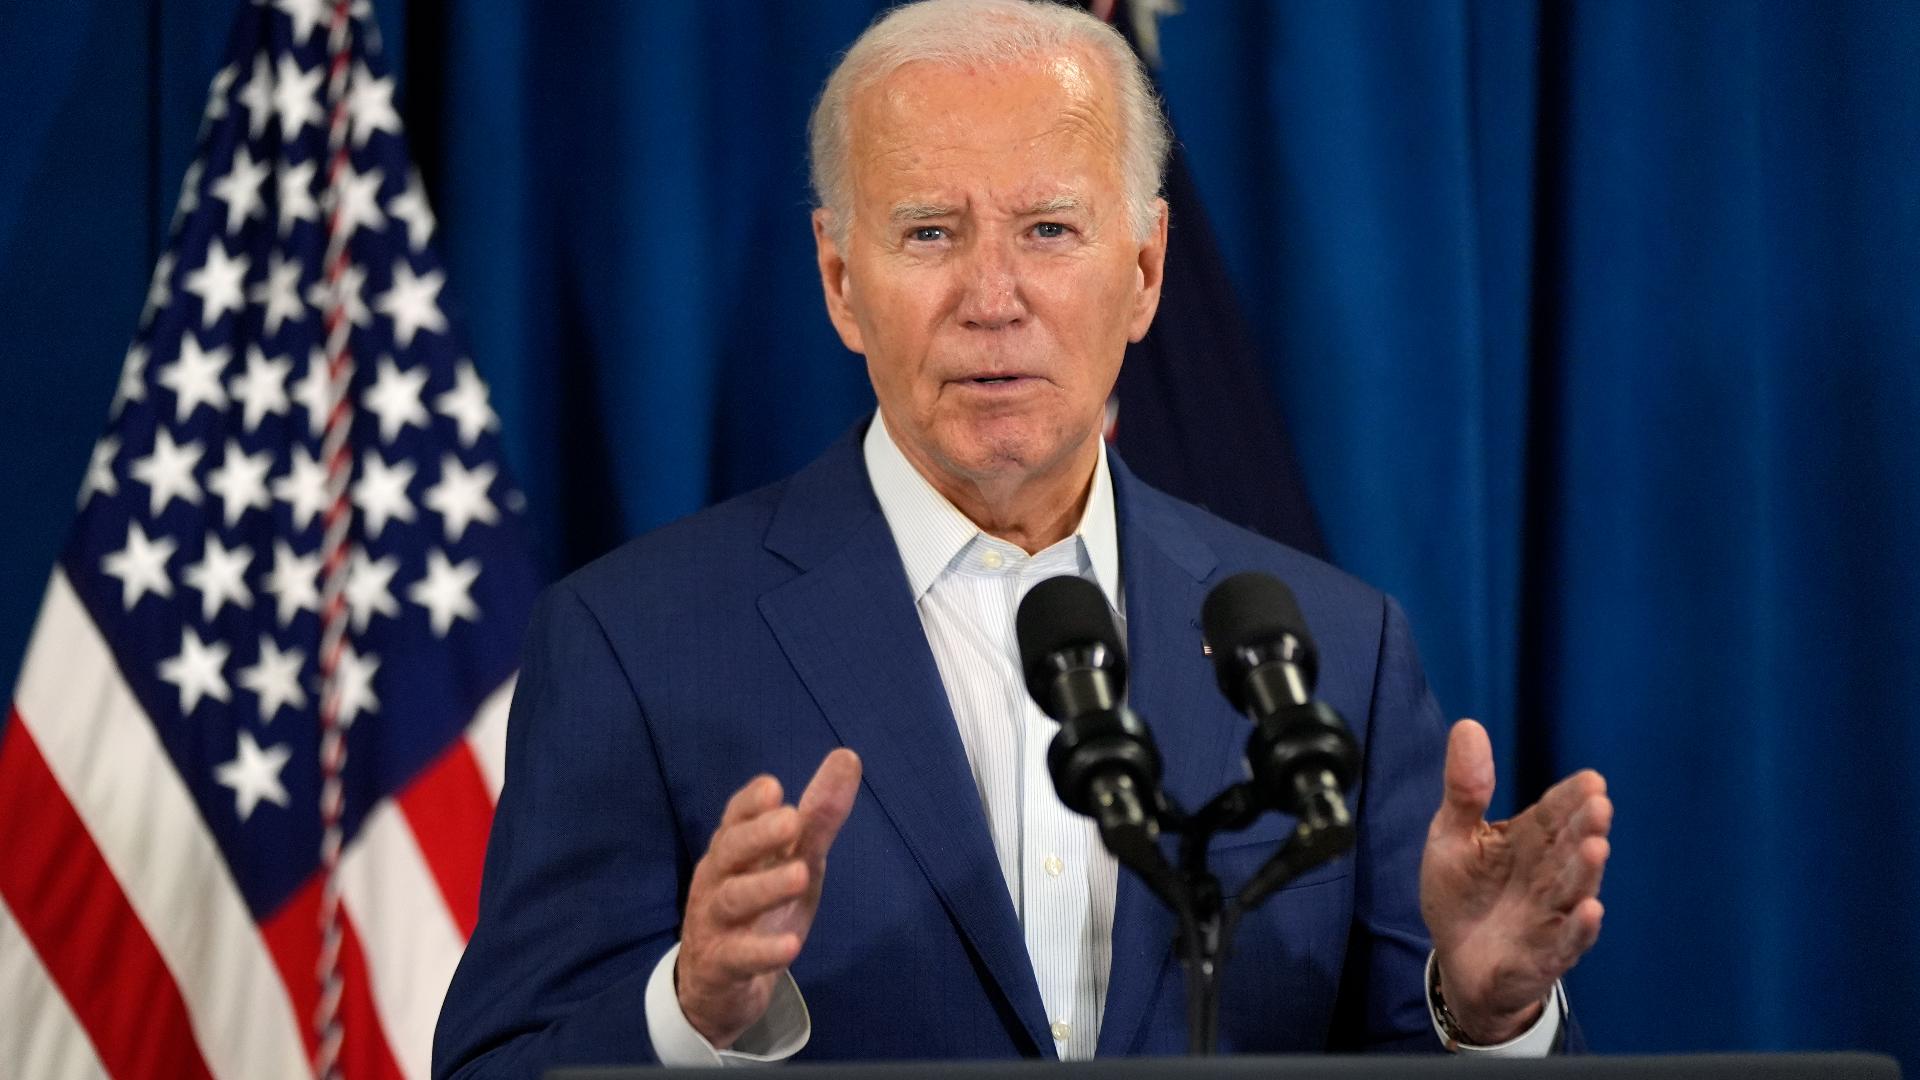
[1033,267,1137,357]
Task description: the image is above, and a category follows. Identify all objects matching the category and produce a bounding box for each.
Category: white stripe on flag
[13,570,311,1080]
[0,895,110,1080]
[465,674,514,801]
[341,800,469,1080]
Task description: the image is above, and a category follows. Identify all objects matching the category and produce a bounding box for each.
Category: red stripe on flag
[0,710,217,1080]
[261,875,406,1080]
[395,741,495,938]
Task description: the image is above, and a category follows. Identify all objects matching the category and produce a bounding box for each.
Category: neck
[897,427,1101,555]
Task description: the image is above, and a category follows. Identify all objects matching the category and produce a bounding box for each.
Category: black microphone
[1016,575,1165,862]
[1201,572,1358,834]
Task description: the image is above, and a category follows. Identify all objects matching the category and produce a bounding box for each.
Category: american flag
[0,1,539,1078]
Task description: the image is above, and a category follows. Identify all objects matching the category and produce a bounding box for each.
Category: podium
[552,1054,1900,1079]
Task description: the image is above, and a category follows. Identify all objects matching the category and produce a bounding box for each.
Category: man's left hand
[1419,719,1612,1044]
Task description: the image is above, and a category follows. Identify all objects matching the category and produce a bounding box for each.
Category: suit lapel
[1096,455,1229,1057]
[758,435,1055,1056]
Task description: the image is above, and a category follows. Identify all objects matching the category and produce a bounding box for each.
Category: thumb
[1434,719,1495,838]
[796,748,861,863]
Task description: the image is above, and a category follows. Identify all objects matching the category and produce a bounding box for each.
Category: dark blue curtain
[2,0,1915,1067]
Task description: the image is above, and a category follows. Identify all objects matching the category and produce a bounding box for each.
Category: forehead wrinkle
[847,49,1129,228]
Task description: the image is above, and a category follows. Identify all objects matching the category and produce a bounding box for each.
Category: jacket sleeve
[1327,592,1451,1052]
[433,579,689,1076]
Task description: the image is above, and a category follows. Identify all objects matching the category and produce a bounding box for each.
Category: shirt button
[1043,854,1064,878]
[1051,1021,1072,1042]
[982,549,1004,570]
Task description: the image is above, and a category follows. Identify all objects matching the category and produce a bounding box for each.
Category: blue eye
[1033,222,1068,239]
[910,226,948,242]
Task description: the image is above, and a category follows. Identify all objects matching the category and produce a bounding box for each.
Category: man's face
[814,49,1167,501]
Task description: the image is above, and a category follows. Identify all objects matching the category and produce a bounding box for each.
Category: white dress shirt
[643,412,1562,1063]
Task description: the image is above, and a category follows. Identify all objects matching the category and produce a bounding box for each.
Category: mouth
[957,372,1036,387]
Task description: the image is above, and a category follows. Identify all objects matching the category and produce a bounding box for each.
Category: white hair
[808,0,1171,250]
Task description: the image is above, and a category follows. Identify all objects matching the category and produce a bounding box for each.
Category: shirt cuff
[1424,951,1564,1057]
[644,942,811,1066]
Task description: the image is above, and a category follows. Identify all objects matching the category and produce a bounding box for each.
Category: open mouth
[971,375,1020,384]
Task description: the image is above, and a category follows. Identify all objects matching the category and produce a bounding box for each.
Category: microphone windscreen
[1201,572,1316,708]
[1016,575,1124,702]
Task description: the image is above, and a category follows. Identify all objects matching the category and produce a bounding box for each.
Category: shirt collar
[863,411,1121,609]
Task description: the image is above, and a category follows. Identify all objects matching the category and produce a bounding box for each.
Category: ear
[1125,197,1170,343]
[813,208,866,355]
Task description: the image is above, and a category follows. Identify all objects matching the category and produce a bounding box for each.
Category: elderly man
[433,0,1611,1073]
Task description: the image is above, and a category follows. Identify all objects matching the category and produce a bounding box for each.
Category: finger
[1526,769,1608,837]
[1554,897,1604,968]
[720,774,783,829]
[708,805,802,874]
[713,930,803,980]
[1432,719,1495,838]
[1543,835,1609,912]
[1540,791,1611,876]
[1558,791,1614,843]
[711,859,811,925]
[796,749,862,864]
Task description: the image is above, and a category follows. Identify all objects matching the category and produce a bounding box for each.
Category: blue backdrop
[2,0,1915,1068]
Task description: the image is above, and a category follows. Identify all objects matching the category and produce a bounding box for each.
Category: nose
[956,234,1026,331]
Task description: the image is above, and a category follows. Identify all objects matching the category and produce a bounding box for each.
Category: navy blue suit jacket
[433,427,1456,1075]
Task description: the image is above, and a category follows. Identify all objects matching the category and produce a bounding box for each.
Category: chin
[939,421,1079,480]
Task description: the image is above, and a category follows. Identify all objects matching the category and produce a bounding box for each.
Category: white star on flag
[329,642,381,728]
[250,253,307,336]
[183,534,255,622]
[272,0,329,46]
[363,356,431,442]
[210,143,272,236]
[157,333,232,422]
[352,452,417,538]
[229,347,293,432]
[183,239,251,328]
[293,348,337,437]
[129,429,206,517]
[277,159,319,236]
[435,362,500,447]
[408,548,481,637]
[346,547,401,633]
[424,454,500,542]
[238,635,307,724]
[215,730,292,822]
[141,253,176,325]
[271,53,324,140]
[205,64,237,121]
[349,63,403,147]
[80,436,120,508]
[237,52,273,140]
[111,344,149,419]
[101,520,178,610]
[207,439,274,527]
[273,444,332,532]
[264,540,322,626]
[307,261,372,328]
[158,625,232,714]
[375,260,448,349]
[389,170,436,251]
[330,163,387,242]
[176,160,203,217]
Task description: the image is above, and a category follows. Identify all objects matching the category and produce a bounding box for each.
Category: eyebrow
[889,203,959,223]
[1022,195,1083,216]
[886,195,1088,224]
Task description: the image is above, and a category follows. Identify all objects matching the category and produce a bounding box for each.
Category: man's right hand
[676,749,862,1049]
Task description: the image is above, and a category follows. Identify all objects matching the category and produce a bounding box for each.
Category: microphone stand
[1108,771,1355,1056]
